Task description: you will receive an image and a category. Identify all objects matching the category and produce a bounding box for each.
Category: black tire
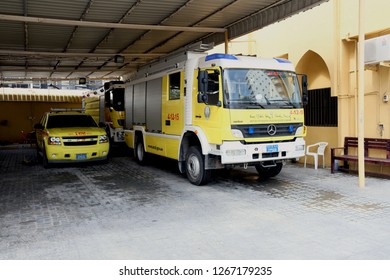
[42,147,50,169]
[105,126,114,147]
[185,146,210,186]
[36,145,42,162]
[255,162,283,178]
[134,136,147,165]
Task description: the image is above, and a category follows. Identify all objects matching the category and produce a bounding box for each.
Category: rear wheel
[185,146,210,186]
[134,136,147,165]
[255,162,283,178]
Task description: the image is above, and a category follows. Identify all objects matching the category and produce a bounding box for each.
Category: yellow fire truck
[123,49,307,185]
[83,81,125,144]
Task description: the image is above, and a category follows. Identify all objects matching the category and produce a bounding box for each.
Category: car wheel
[42,147,50,169]
[36,145,42,162]
[185,146,210,186]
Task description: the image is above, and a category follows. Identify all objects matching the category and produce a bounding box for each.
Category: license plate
[266,144,278,153]
[76,154,87,160]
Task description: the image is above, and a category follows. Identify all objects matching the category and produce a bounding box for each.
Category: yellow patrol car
[34,109,109,167]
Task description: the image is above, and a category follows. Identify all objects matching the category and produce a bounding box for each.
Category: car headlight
[48,137,61,145]
[99,135,108,143]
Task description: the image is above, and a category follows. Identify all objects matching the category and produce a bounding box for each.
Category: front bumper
[218,138,305,165]
[45,144,109,163]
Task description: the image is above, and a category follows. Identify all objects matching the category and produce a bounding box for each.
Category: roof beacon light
[274,58,291,64]
[205,53,238,61]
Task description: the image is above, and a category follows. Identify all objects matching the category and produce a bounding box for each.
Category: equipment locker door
[162,71,184,136]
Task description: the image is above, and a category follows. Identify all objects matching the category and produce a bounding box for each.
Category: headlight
[48,137,61,145]
[295,125,307,136]
[99,135,108,143]
[231,129,244,138]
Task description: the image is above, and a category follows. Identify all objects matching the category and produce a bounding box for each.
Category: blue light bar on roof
[274,58,291,64]
[205,53,238,61]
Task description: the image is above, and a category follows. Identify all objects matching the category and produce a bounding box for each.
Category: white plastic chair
[304,142,328,169]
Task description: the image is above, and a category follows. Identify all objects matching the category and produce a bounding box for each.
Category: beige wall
[213,0,390,171]
[340,0,390,38]
[0,101,81,144]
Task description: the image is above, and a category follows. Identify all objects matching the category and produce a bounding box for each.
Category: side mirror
[301,74,308,106]
[198,70,208,93]
[197,93,208,104]
[98,122,106,128]
[34,123,43,130]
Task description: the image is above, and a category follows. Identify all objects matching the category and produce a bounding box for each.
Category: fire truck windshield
[223,69,303,109]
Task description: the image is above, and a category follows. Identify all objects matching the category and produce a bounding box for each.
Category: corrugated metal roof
[0,0,328,82]
[0,88,84,102]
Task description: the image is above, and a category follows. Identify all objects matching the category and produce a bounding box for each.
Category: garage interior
[1,0,390,265]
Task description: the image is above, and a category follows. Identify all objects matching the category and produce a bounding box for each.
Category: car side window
[40,115,47,128]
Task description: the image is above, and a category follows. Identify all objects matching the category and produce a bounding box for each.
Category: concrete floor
[1,145,390,260]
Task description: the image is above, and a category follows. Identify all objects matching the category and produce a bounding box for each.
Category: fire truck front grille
[62,136,98,146]
[232,123,302,138]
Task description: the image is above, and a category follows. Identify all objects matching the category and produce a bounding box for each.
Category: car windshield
[46,114,98,129]
[223,69,303,109]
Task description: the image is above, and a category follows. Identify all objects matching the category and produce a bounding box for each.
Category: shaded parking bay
[1,146,390,259]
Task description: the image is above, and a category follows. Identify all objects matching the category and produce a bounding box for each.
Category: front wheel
[255,162,283,178]
[36,145,42,162]
[134,136,147,165]
[42,147,50,169]
[185,146,211,186]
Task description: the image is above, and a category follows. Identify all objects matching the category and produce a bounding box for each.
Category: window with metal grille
[304,88,338,127]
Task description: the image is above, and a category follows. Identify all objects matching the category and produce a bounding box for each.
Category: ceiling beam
[0,50,164,58]
[0,14,226,33]
[54,0,96,75]
[0,76,121,82]
[142,0,241,54]
[73,0,146,79]
[0,67,136,72]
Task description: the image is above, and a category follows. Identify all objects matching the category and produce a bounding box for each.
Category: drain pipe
[224,31,229,54]
[358,0,366,188]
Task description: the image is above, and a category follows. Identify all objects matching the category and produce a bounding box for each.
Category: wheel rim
[136,143,144,161]
[187,154,200,179]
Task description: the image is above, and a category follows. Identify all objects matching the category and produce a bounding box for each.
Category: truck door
[193,68,224,144]
[162,71,184,136]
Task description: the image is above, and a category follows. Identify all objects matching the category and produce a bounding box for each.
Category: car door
[35,114,47,150]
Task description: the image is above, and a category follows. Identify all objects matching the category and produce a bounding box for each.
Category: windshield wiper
[264,95,271,105]
[282,100,299,108]
[246,101,265,109]
[266,99,298,108]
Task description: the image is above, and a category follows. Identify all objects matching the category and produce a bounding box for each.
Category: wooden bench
[331,137,390,177]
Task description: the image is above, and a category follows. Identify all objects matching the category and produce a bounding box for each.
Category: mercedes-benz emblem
[267,124,277,136]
